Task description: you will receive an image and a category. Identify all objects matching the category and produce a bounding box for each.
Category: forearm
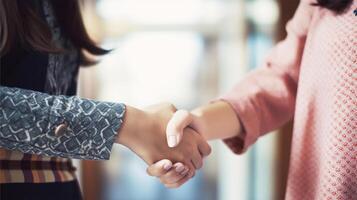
[0,86,125,160]
[190,101,243,141]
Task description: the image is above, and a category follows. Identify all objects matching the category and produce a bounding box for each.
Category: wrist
[190,101,242,140]
[116,106,155,149]
[115,103,180,165]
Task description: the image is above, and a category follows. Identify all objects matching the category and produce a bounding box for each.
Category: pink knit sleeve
[220,0,315,154]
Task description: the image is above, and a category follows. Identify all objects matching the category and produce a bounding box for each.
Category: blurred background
[75,0,299,199]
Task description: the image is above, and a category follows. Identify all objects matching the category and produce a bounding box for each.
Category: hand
[146,110,203,188]
[147,101,241,188]
[147,159,192,188]
[146,127,211,189]
[116,103,211,175]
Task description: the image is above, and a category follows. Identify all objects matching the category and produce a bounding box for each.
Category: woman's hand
[146,109,205,188]
[166,101,243,146]
[146,160,192,188]
[116,103,211,177]
[147,101,242,188]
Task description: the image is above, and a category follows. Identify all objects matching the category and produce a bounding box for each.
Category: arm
[213,0,313,153]
[147,0,314,186]
[0,86,211,172]
[167,0,314,153]
[0,86,125,160]
[165,102,241,147]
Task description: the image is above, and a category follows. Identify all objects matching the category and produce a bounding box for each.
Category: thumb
[166,110,193,148]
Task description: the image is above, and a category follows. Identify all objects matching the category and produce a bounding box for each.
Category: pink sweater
[221,0,356,199]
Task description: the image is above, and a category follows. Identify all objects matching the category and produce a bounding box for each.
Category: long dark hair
[0,0,109,66]
[314,0,353,13]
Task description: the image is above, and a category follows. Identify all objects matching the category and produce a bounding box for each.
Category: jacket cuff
[48,100,126,160]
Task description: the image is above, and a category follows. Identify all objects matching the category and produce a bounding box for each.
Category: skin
[146,101,243,188]
[116,103,212,177]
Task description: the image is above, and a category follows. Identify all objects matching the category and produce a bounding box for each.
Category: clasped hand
[147,109,206,188]
[116,103,210,188]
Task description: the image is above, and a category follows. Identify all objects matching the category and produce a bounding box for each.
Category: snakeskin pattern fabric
[0,86,125,160]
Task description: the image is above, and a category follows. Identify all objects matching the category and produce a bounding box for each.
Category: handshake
[115,101,241,188]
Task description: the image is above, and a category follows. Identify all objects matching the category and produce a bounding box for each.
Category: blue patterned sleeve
[0,86,126,160]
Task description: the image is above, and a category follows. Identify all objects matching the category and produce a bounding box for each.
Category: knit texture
[221,0,356,199]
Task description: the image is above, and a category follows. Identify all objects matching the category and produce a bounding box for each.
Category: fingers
[173,163,190,176]
[148,161,196,189]
[159,163,190,184]
[198,138,212,157]
[181,160,195,179]
[146,159,173,177]
[165,174,191,189]
[191,150,203,169]
[166,110,193,147]
[164,162,196,188]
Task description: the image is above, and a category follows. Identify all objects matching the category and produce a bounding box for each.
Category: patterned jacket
[0,86,125,161]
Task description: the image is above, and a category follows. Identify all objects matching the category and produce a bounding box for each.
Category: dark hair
[0,0,109,66]
[314,0,353,13]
